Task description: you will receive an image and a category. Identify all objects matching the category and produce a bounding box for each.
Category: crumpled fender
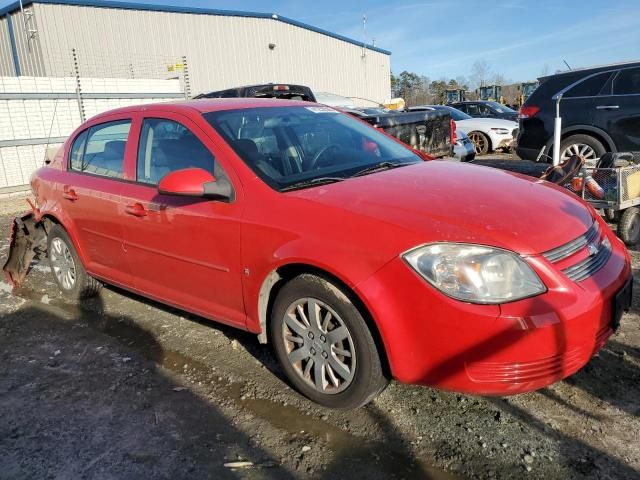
[2,201,48,289]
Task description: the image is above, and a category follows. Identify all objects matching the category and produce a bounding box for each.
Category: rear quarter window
[613,68,640,95]
[565,72,613,98]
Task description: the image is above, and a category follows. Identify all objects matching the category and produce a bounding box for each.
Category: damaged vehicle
[342,107,452,158]
[3,99,632,409]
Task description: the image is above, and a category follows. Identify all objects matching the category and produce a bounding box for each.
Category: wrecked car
[3,99,632,409]
[341,107,452,159]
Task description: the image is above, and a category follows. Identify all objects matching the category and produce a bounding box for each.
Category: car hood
[288,161,592,256]
[455,118,518,130]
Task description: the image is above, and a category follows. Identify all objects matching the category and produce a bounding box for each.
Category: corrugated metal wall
[16,3,390,103]
[8,8,47,76]
[0,17,16,76]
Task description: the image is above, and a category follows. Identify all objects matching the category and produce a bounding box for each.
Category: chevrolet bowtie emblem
[587,242,599,256]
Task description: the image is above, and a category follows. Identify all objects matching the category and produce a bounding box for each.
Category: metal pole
[72,48,85,122]
[552,95,562,166]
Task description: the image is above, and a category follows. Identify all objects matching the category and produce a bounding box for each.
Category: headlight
[402,243,546,304]
[489,128,510,135]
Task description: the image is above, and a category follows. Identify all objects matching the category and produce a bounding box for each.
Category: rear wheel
[468,131,490,155]
[270,274,388,409]
[47,225,101,299]
[560,134,606,166]
[618,208,640,246]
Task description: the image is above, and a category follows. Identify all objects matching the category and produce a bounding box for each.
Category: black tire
[605,209,620,223]
[270,274,388,409]
[559,134,606,165]
[618,208,640,246]
[468,131,490,155]
[47,225,101,299]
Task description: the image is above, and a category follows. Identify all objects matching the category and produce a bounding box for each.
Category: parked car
[517,61,640,163]
[450,101,519,122]
[4,99,632,409]
[410,105,518,155]
[195,83,316,102]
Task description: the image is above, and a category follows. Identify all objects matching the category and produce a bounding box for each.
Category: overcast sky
[3,0,639,82]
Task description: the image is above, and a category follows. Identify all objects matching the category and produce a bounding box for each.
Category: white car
[409,105,518,155]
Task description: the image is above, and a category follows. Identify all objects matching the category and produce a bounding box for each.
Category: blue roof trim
[0,0,391,55]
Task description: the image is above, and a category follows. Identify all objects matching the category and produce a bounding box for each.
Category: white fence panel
[0,76,183,191]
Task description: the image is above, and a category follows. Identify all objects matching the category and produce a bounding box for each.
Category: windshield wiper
[280,176,345,192]
[351,161,410,178]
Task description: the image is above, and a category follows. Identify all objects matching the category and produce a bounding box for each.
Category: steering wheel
[306,144,342,171]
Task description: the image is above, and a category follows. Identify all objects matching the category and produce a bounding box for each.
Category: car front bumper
[354,229,631,395]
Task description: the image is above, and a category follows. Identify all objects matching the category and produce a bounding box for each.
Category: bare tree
[470,60,491,88]
[492,73,507,86]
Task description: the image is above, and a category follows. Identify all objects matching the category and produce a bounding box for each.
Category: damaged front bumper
[3,209,48,289]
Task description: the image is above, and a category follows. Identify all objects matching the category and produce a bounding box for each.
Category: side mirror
[158,167,233,201]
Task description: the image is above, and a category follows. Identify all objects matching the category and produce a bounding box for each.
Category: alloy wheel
[468,132,487,155]
[50,237,77,290]
[561,143,597,163]
[281,298,356,394]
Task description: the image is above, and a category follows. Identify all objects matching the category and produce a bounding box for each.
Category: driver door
[120,111,245,327]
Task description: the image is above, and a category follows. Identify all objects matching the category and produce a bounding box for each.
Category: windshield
[205,106,421,191]
[440,106,472,121]
[487,102,516,114]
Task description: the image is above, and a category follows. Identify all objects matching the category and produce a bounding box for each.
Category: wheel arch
[256,263,391,377]
[40,212,89,267]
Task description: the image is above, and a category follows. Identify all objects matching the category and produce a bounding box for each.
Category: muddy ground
[1,156,639,480]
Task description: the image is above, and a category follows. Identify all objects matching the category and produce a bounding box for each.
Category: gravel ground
[1,156,639,480]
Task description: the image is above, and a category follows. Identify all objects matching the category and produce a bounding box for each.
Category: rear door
[61,117,133,285]
[119,111,245,326]
[562,71,614,129]
[596,67,640,151]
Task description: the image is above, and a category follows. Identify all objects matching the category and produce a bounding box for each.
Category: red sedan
[4,99,632,409]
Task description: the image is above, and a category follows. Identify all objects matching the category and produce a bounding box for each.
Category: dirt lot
[1,156,639,480]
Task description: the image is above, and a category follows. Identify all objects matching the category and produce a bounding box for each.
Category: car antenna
[562,59,572,70]
[43,96,60,165]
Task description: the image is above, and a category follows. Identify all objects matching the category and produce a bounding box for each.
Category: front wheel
[47,225,101,299]
[270,274,388,409]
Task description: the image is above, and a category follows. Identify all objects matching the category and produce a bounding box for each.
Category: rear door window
[565,72,612,98]
[70,120,131,178]
[612,68,640,95]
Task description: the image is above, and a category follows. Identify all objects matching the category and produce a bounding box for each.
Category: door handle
[595,105,619,110]
[125,203,147,217]
[62,185,78,201]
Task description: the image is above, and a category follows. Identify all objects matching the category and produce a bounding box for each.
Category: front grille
[541,221,610,282]
[562,238,611,282]
[542,222,599,262]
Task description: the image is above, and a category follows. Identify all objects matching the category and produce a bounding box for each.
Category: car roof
[88,98,315,120]
[539,60,640,81]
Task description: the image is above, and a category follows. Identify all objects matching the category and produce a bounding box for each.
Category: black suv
[450,101,519,122]
[517,61,640,163]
